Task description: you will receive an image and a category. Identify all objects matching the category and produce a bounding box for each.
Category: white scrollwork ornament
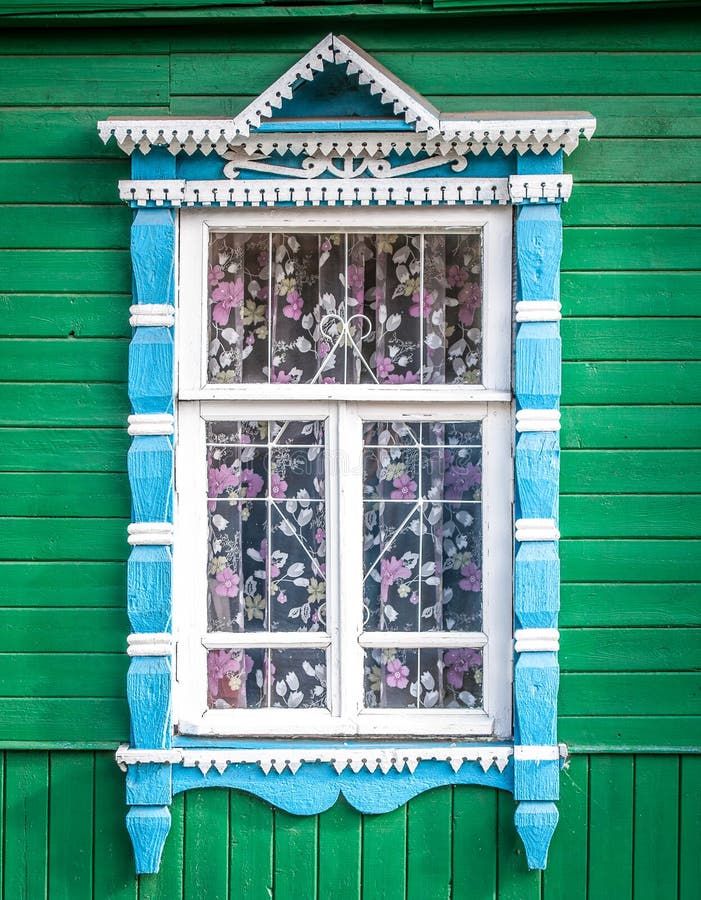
[223,149,469,181]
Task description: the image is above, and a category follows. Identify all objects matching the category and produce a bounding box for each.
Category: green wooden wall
[0,5,699,896]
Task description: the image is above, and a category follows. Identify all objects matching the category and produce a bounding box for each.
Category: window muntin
[175,208,512,739]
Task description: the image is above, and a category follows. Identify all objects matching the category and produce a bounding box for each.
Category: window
[174,206,513,738]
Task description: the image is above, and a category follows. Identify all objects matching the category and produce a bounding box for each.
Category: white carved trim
[514,628,560,653]
[515,301,562,323]
[515,409,561,432]
[514,518,560,542]
[128,413,175,436]
[513,745,561,761]
[129,303,175,327]
[222,147,469,181]
[127,632,173,657]
[114,743,514,775]
[118,178,513,208]
[127,522,174,546]
[98,121,594,159]
[508,174,573,202]
[331,35,441,135]
[116,744,181,772]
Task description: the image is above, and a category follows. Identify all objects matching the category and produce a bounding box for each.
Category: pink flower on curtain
[347,264,365,301]
[215,568,240,598]
[272,370,292,383]
[282,289,304,320]
[459,563,482,592]
[376,356,395,379]
[387,371,419,384]
[443,461,482,500]
[208,463,239,511]
[207,650,239,697]
[208,264,225,286]
[447,265,469,288]
[212,277,244,325]
[385,658,410,689]
[380,555,411,588]
[457,282,482,327]
[270,473,288,499]
[391,473,417,500]
[260,539,280,579]
[240,468,264,498]
[443,648,482,689]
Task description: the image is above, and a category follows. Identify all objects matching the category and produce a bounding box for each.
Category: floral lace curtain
[207,231,483,386]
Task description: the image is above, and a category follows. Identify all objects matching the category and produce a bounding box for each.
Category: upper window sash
[178,206,513,401]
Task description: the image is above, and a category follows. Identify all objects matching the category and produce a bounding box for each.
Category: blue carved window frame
[100,33,595,875]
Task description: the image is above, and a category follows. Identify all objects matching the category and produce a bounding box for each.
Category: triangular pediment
[233,34,441,136]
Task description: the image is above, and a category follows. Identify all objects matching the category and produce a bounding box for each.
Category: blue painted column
[512,151,564,870]
[124,148,177,875]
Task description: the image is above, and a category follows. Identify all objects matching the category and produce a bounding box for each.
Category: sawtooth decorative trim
[116,175,572,208]
[116,744,513,776]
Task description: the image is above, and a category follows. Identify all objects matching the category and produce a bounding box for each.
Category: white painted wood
[514,518,560,542]
[508,175,573,203]
[129,304,176,327]
[115,743,512,774]
[99,119,594,158]
[127,633,174,657]
[359,632,487,649]
[127,522,174,545]
[515,301,562,322]
[202,633,332,650]
[177,205,512,397]
[514,628,560,653]
[515,409,561,432]
[128,413,175,436]
[513,745,561,761]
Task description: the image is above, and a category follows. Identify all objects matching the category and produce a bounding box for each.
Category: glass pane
[271,233,345,384]
[363,647,483,710]
[206,419,327,634]
[362,421,483,634]
[270,648,328,709]
[206,231,483,386]
[207,648,266,710]
[424,233,483,384]
[364,648,418,708]
[208,232,270,384]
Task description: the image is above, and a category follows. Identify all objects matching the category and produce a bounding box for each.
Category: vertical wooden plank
[138,792,184,900]
[633,756,679,900]
[406,788,452,900]
[273,810,317,900]
[0,751,4,900]
[48,752,93,900]
[183,789,229,900]
[361,806,406,900]
[679,755,701,900]
[542,755,588,900]
[496,790,541,900]
[4,751,49,900]
[317,798,361,900]
[588,755,633,900]
[230,791,274,900]
[94,752,138,900]
[452,785,497,900]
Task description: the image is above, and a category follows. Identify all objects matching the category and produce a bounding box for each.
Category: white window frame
[173,206,513,740]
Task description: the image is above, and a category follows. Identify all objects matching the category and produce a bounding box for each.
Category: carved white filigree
[115,743,514,776]
[222,148,469,180]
